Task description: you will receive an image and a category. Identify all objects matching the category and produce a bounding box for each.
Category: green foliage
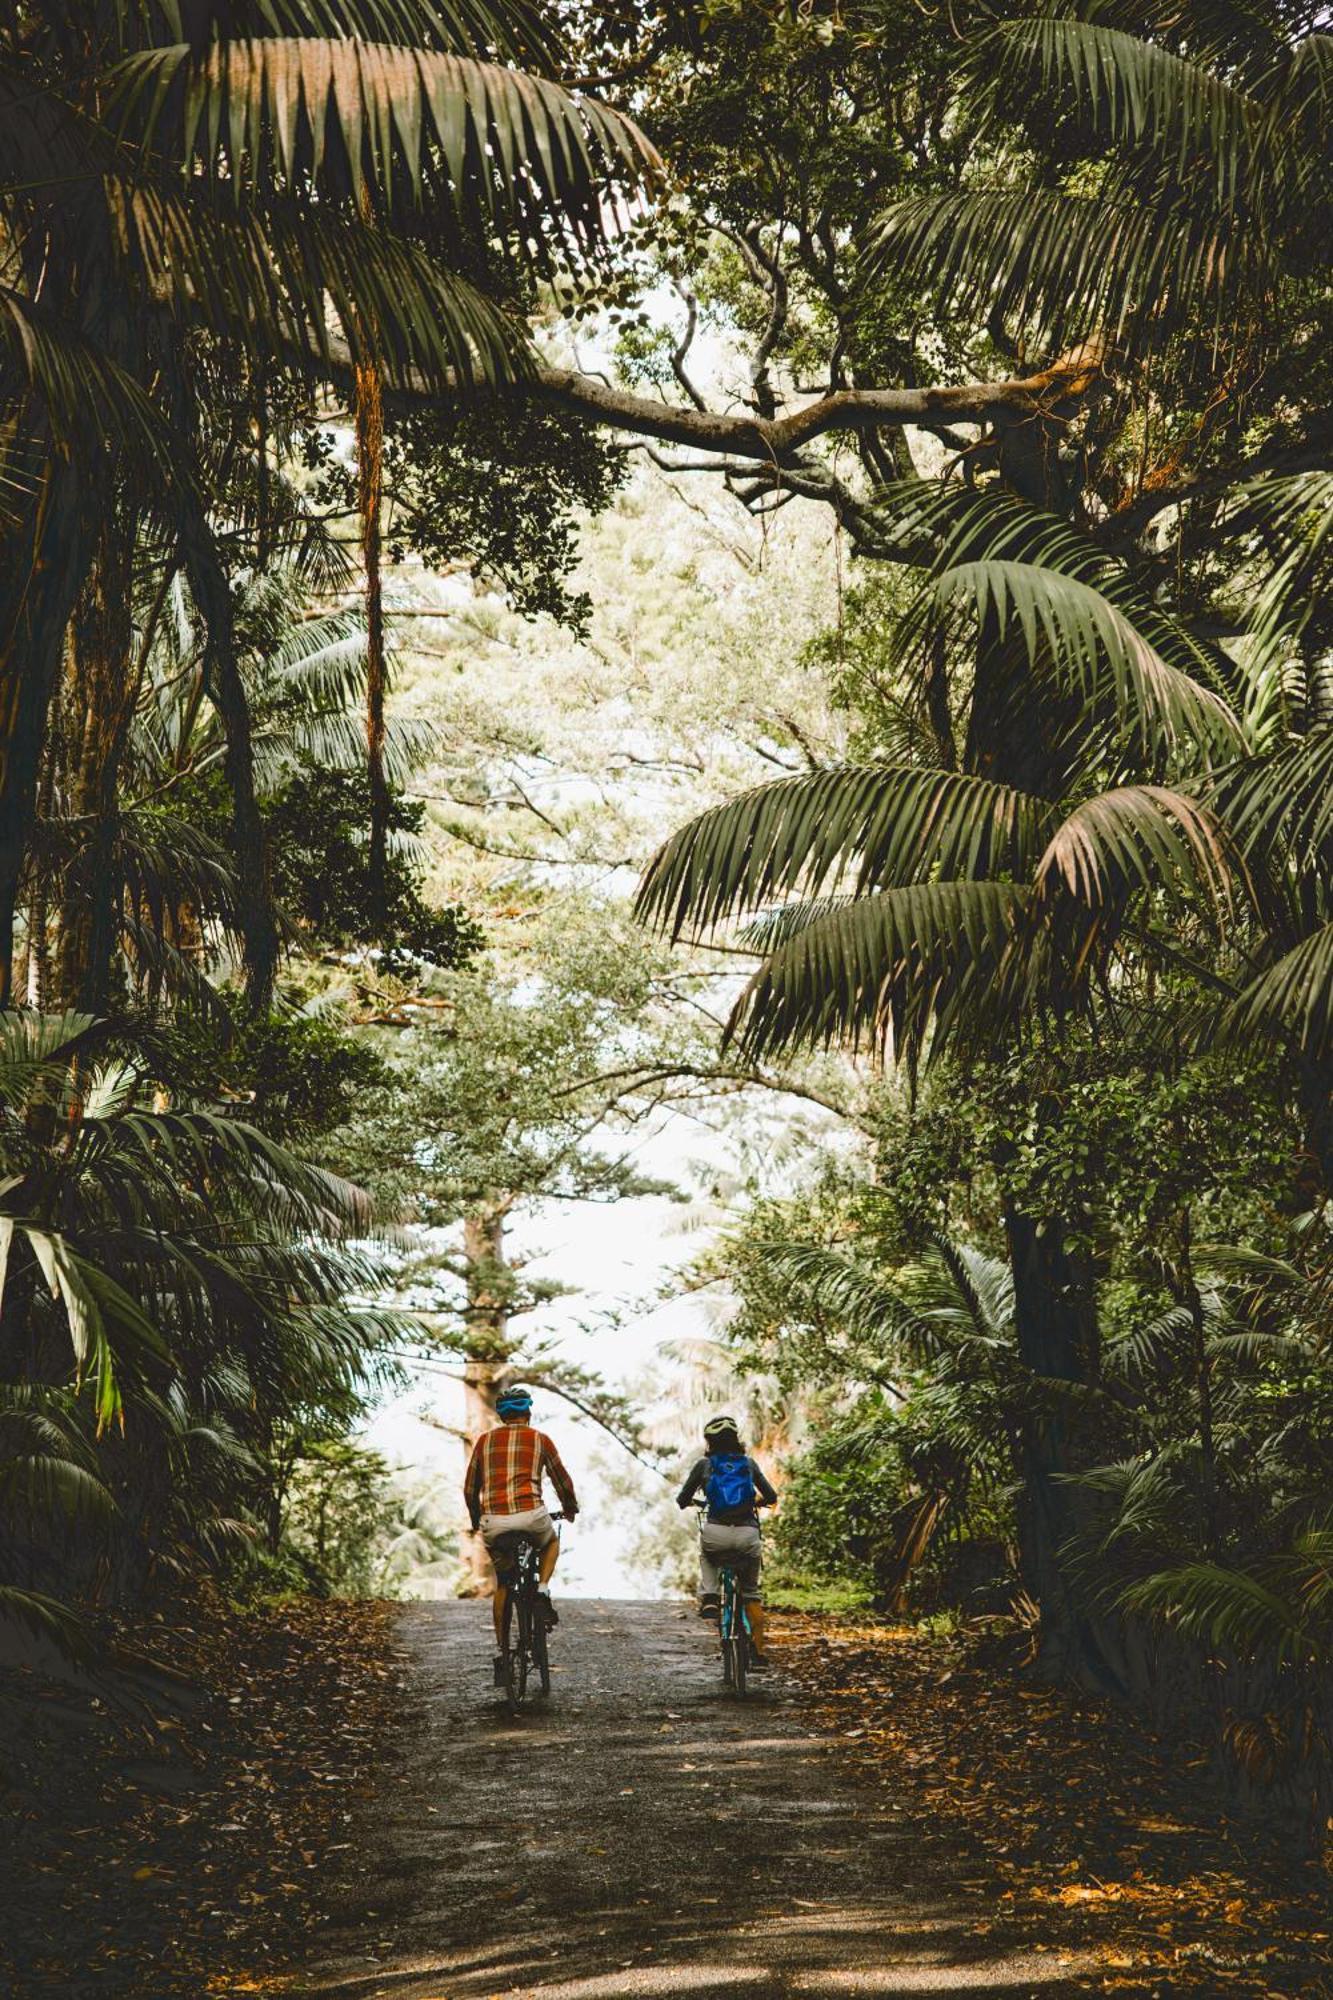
[265,766,485,970]
[276,1441,457,1599]
[770,1401,907,1605]
[165,1008,390,1141]
[304,401,628,634]
[0,1010,410,1678]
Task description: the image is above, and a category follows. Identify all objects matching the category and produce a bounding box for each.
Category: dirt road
[292,1600,1096,1999]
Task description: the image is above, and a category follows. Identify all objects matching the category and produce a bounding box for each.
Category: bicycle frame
[693,1504,754,1696]
[496,1513,562,1714]
[718,1560,752,1695]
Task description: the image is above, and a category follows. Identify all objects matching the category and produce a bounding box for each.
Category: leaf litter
[0,1592,402,1998]
[773,1613,1333,1997]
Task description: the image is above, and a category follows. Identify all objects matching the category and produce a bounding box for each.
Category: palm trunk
[969,411,1120,1689]
[23,707,59,1008]
[1005,1205,1124,1691]
[0,452,100,1007]
[166,361,280,1013]
[355,361,391,911]
[51,503,139,1013]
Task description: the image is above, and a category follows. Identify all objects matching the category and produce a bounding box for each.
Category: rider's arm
[750,1458,778,1507]
[541,1434,579,1519]
[463,1436,485,1530]
[676,1458,707,1509]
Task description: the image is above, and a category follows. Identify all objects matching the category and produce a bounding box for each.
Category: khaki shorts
[481,1505,557,1553]
[699,1521,763,1602]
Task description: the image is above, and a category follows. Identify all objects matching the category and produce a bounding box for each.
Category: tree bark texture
[355,360,391,914]
[0,447,101,1008]
[51,499,139,1013]
[1004,1205,1124,1690]
[459,1205,518,1597]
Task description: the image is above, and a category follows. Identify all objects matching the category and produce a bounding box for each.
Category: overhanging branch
[536,347,1105,462]
[311,333,1107,469]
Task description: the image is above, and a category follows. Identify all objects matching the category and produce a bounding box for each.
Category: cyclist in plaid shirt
[464,1386,578,1662]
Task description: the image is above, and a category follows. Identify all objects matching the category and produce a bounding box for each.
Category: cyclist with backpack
[676,1414,777,1668]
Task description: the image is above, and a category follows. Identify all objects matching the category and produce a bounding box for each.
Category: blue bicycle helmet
[496,1385,534,1418]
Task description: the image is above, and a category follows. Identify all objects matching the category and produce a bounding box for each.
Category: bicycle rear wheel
[505,1588,531,1713]
[719,1572,747,1694]
[532,1613,551,1696]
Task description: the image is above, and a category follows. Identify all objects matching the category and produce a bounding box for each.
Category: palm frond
[0,289,184,488]
[724,880,1031,1062]
[1226,920,1333,1061]
[636,765,1048,943]
[1231,470,1333,675]
[907,561,1240,762]
[0,1010,100,1106]
[754,1240,937,1360]
[103,0,560,61]
[978,19,1261,207]
[110,184,530,392]
[1036,784,1237,915]
[1123,1559,1312,1662]
[1105,1303,1195,1381]
[868,188,1262,358]
[111,40,658,255]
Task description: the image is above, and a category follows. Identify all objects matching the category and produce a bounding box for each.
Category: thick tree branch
[312,333,1106,470]
[535,347,1105,462]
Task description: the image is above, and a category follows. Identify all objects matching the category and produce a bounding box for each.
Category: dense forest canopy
[2,0,1332,1854]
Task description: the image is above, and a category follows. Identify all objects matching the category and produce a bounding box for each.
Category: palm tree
[633,0,1333,1678]
[0,0,659,1006]
[0,1005,411,1652]
[634,482,1253,1667]
[756,1231,1080,1624]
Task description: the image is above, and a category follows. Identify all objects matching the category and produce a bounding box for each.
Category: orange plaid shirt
[464,1422,577,1524]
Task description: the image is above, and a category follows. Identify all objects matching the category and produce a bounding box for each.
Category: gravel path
[292,1600,1096,1999]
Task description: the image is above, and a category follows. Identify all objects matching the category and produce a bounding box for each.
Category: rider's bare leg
[492,1582,508,1647]
[747,1599,767,1653]
[538,1538,559,1587]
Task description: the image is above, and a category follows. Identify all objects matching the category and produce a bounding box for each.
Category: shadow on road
[294,1601,1095,2000]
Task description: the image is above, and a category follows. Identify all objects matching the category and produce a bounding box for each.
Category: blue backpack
[705,1452,756,1514]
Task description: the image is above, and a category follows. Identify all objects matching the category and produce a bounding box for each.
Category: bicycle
[718,1555,752,1696]
[692,1501,759,1697]
[493,1511,563,1716]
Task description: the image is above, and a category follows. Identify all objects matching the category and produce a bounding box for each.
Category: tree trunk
[970,403,1120,1688]
[165,360,280,1013]
[51,502,140,1013]
[461,1348,506,1595]
[22,696,59,1009]
[355,361,391,910]
[0,450,101,1008]
[1005,1204,1124,1691]
[458,1205,518,1596]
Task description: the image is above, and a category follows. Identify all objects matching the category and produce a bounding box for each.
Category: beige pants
[481,1505,556,1552]
[699,1521,763,1601]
